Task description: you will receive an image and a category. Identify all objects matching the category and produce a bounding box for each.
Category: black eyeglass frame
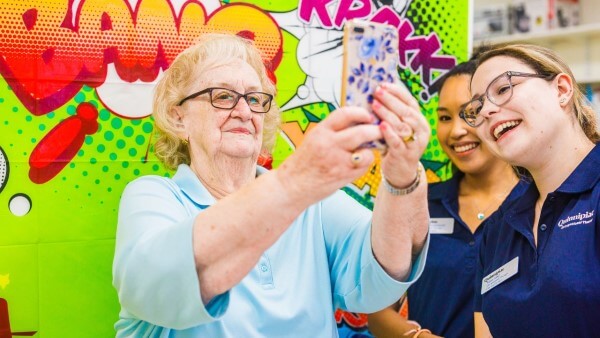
[177,87,273,113]
[459,71,556,127]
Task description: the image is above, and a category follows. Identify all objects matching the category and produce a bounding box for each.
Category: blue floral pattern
[343,21,399,150]
[345,25,398,107]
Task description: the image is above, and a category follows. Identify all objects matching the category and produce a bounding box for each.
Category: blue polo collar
[428,171,462,202]
[510,143,600,214]
[504,143,599,243]
[554,143,600,194]
[171,164,268,207]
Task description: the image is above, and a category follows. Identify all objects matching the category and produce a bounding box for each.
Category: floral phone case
[341,19,400,151]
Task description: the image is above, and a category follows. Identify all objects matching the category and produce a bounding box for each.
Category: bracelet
[402,323,431,338]
[382,162,424,196]
[403,321,431,337]
[413,329,432,337]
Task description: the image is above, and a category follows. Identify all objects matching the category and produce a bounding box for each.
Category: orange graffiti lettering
[0,0,282,115]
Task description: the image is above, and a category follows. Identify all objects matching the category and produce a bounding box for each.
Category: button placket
[257,254,274,289]
[536,194,559,256]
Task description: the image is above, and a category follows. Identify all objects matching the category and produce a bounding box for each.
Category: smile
[452,142,478,153]
[493,120,521,140]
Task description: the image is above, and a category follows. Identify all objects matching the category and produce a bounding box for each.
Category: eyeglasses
[178,87,273,113]
[459,71,556,127]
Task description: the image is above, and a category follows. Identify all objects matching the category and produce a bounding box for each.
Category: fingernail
[372,100,381,110]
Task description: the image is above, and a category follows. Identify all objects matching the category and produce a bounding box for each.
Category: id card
[429,218,454,234]
[481,256,519,294]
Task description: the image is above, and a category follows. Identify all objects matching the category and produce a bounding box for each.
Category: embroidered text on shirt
[557,210,595,229]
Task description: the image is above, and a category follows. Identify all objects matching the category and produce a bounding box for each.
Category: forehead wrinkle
[193,82,262,97]
[200,68,262,93]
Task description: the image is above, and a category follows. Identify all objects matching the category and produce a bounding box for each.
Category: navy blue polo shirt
[475,144,600,337]
[407,172,527,337]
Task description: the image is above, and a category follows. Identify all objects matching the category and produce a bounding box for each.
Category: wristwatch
[381,162,423,196]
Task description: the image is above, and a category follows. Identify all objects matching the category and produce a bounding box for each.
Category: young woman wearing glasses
[368,53,526,338]
[463,44,600,337]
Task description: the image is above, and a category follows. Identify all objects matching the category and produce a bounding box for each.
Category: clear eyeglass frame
[459,71,556,127]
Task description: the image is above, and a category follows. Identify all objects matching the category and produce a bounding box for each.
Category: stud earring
[559,98,566,103]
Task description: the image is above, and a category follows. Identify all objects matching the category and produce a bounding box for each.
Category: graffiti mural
[0,0,467,335]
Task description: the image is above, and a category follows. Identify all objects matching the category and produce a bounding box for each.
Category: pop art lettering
[0,0,282,183]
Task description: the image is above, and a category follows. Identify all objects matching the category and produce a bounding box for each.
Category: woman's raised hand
[276,105,382,204]
[276,82,429,205]
[373,83,430,189]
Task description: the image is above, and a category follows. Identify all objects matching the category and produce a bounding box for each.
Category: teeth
[493,121,520,139]
[454,143,477,153]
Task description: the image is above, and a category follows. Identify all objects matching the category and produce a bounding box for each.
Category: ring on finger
[402,130,416,143]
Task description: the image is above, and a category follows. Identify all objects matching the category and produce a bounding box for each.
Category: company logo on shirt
[557,210,595,229]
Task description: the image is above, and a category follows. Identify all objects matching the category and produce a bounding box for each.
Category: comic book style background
[0,0,467,336]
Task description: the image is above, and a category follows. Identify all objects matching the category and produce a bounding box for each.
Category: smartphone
[341,19,400,151]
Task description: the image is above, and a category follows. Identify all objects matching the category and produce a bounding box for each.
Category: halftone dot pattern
[123,126,134,137]
[111,118,123,129]
[402,0,468,182]
[0,79,172,202]
[408,0,468,61]
[104,131,115,141]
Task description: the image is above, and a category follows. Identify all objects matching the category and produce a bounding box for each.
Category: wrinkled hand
[372,82,430,188]
[276,106,384,204]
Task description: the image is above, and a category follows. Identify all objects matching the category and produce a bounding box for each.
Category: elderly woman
[112,33,430,337]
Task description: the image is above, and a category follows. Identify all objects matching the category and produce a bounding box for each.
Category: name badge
[481,256,519,295]
[429,218,454,234]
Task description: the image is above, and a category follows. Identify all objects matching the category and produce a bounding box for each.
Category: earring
[182,137,189,145]
[559,98,566,103]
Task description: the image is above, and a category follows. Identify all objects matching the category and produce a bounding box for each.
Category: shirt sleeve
[322,190,429,313]
[112,176,227,329]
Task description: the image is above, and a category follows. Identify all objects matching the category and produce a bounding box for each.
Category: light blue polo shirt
[475,144,600,336]
[113,164,429,337]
